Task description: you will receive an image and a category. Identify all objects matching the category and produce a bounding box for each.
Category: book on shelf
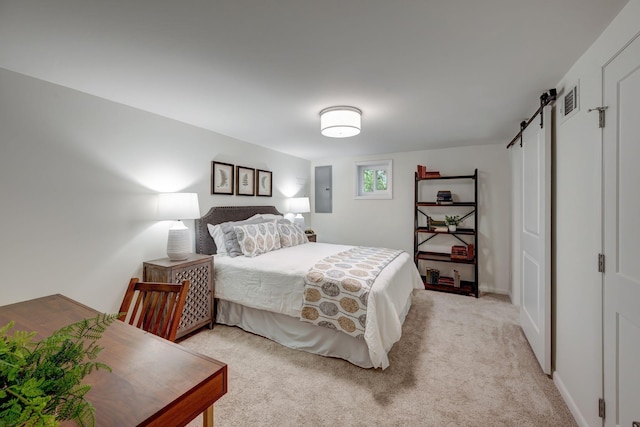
[425,268,440,285]
[451,245,469,260]
[437,276,455,287]
[450,244,475,261]
[437,190,453,204]
[466,244,474,260]
[426,216,446,230]
[453,270,461,288]
[434,226,449,232]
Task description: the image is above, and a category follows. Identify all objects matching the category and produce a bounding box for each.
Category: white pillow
[233,221,281,257]
[207,223,227,256]
[248,213,284,222]
[277,222,308,248]
[257,213,284,221]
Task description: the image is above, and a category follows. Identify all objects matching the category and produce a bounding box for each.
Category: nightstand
[143,254,214,340]
[306,234,317,242]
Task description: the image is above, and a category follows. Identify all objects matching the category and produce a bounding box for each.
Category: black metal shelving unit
[414,169,478,297]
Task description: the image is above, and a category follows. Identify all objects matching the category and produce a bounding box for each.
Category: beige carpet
[182,290,576,427]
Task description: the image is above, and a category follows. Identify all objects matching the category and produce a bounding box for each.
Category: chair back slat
[152,292,170,337]
[139,291,156,331]
[159,293,176,338]
[143,291,161,333]
[130,292,145,328]
[118,278,190,342]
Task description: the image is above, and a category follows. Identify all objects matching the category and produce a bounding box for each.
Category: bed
[195,205,423,369]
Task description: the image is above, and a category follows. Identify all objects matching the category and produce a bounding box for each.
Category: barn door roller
[507,89,557,149]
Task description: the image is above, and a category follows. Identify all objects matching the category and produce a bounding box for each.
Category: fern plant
[0,313,118,427]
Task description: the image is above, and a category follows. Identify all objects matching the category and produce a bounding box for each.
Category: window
[355,160,392,199]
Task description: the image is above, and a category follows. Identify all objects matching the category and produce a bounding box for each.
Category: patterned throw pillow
[220,217,265,257]
[277,222,309,248]
[233,221,281,257]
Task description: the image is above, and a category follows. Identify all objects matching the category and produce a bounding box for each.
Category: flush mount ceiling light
[320,106,362,138]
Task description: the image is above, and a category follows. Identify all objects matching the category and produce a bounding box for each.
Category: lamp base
[167,221,192,261]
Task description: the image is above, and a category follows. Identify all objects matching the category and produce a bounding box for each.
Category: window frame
[354,159,393,200]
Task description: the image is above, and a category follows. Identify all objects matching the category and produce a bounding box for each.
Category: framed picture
[256,169,273,197]
[211,161,235,195]
[236,166,255,196]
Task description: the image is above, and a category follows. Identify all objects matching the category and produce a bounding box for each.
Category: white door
[603,34,640,427]
[519,106,552,375]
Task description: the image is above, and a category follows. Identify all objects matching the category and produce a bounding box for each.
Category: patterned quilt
[299,246,403,338]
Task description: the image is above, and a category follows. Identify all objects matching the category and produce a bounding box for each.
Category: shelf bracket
[460,210,475,222]
[417,208,430,219]
[452,234,468,245]
[418,235,438,246]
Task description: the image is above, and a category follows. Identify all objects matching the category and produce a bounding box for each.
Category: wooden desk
[0,294,227,427]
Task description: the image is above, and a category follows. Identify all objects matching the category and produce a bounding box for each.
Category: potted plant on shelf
[445,215,462,232]
[0,313,118,426]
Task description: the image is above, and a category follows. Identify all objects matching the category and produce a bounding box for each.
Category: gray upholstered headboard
[195,205,283,255]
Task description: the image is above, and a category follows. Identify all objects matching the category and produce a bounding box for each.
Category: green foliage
[445,215,462,226]
[363,169,374,192]
[363,169,388,193]
[0,313,119,427]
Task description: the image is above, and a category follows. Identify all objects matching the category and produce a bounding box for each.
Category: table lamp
[288,197,310,230]
[157,193,200,261]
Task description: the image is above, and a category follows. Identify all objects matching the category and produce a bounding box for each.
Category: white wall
[310,143,512,295]
[0,68,310,313]
[552,1,639,425]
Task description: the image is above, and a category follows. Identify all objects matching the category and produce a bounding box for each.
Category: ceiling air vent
[560,81,579,122]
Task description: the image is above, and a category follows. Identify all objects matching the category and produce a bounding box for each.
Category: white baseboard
[553,371,588,427]
[478,285,510,297]
[507,290,515,305]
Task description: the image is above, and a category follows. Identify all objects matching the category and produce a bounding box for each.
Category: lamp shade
[320,106,361,138]
[157,193,200,220]
[289,197,310,213]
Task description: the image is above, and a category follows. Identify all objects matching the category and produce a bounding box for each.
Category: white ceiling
[0,0,629,160]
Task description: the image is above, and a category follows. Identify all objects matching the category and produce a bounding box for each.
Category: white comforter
[214,242,423,368]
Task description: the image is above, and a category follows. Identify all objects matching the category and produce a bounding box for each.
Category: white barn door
[603,34,640,427]
[517,106,552,375]
[510,144,523,308]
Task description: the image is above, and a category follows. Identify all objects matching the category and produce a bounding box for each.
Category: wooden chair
[118,278,190,342]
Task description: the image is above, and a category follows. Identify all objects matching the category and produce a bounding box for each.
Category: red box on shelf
[451,245,468,260]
